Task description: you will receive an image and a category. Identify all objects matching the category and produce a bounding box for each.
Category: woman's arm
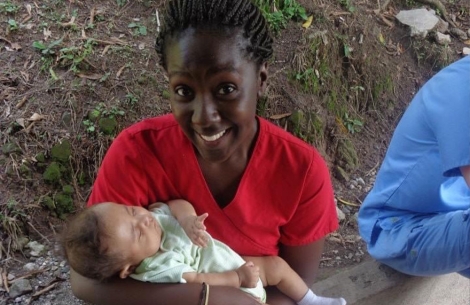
[265,238,325,305]
[183,270,239,287]
[70,268,262,305]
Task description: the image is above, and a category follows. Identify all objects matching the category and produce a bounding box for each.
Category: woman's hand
[236,261,260,288]
[181,213,209,247]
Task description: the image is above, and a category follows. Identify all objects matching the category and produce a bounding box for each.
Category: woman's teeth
[200,130,226,142]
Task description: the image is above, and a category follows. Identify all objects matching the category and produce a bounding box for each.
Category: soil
[1,0,469,304]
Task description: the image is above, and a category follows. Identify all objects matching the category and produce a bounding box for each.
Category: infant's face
[97,203,162,268]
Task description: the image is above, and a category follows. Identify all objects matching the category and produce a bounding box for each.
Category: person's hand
[181,213,209,247]
[236,261,259,288]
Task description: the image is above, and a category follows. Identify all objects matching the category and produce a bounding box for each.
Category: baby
[62,199,346,305]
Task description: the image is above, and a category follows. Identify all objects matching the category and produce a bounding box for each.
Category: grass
[254,0,307,33]
[1,198,27,258]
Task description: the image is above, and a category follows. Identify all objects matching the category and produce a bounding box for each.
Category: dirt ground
[1,0,469,303]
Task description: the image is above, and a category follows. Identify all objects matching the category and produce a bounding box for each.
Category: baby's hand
[181,213,209,247]
[236,261,259,288]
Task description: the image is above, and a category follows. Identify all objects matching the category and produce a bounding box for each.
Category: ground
[0,0,469,304]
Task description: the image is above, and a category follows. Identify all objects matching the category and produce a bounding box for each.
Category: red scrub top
[88,114,338,256]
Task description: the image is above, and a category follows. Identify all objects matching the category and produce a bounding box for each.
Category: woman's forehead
[165,29,251,72]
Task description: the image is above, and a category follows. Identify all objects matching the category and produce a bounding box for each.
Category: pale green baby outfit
[130,203,266,302]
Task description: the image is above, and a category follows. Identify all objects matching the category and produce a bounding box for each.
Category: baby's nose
[137,215,151,227]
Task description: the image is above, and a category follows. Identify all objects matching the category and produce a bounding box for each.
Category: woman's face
[165,28,268,163]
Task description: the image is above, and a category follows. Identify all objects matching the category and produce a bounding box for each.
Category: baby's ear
[119,264,136,279]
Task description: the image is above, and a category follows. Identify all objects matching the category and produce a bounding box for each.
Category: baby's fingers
[194,233,208,247]
[195,213,208,229]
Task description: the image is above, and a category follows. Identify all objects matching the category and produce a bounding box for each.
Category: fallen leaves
[77,73,103,80]
[12,113,48,134]
[0,36,22,51]
[43,28,52,41]
[302,16,313,29]
[270,113,292,120]
[29,113,46,122]
[116,64,129,79]
[60,16,76,28]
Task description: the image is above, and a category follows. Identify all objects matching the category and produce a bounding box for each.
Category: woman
[70,0,339,304]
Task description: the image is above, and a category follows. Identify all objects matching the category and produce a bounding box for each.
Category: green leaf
[49,67,59,80]
[344,45,351,58]
[49,38,64,48]
[33,41,46,50]
[139,26,147,36]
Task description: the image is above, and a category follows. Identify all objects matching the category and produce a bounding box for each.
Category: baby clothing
[130,204,266,301]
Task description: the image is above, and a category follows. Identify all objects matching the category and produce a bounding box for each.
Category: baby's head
[62,202,162,281]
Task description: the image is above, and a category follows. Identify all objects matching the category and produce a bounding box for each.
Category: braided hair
[156,0,273,69]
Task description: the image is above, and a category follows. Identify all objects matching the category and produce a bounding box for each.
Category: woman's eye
[218,85,235,95]
[175,86,192,97]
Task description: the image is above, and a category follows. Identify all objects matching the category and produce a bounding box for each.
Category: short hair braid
[156,0,273,69]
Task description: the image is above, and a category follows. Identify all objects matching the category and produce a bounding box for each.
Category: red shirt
[88,114,338,256]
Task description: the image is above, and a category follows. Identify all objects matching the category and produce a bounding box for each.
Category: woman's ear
[119,264,136,279]
[257,62,268,98]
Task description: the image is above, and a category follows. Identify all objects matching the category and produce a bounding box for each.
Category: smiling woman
[69,0,340,304]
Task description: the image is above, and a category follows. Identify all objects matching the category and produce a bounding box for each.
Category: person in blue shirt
[358,56,470,278]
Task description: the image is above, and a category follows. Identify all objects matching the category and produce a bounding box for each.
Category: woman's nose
[192,95,220,126]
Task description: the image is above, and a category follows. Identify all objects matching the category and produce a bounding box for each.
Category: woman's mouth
[198,129,227,142]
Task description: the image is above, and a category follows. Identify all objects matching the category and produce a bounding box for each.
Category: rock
[61,112,72,128]
[395,9,439,38]
[12,236,29,251]
[336,206,346,221]
[23,263,37,272]
[435,20,449,33]
[463,47,470,55]
[9,279,33,298]
[341,206,351,215]
[449,27,468,40]
[356,177,365,186]
[436,32,451,45]
[26,241,45,257]
[468,29,470,37]
[352,212,359,224]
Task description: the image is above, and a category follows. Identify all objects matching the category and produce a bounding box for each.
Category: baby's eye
[217,84,235,95]
[175,86,193,97]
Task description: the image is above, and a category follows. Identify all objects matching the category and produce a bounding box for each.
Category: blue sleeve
[424,56,470,176]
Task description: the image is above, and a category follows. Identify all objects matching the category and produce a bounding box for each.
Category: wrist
[233,269,242,287]
[180,215,196,228]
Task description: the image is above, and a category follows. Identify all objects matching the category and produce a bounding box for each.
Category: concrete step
[313,258,470,305]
